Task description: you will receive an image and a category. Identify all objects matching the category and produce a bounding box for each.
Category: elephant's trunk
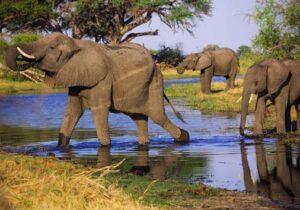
[240,89,252,136]
[6,44,35,71]
[176,63,186,74]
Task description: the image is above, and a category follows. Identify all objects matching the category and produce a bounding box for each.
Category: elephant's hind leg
[226,59,238,90]
[130,114,149,145]
[295,104,300,131]
[149,69,189,142]
[59,95,84,148]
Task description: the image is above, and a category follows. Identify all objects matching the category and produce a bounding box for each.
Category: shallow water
[0,78,299,208]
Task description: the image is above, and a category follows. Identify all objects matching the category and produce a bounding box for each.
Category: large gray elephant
[240,58,300,136]
[176,48,239,94]
[6,32,189,147]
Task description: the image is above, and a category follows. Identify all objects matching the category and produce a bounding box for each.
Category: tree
[0,0,62,33]
[153,44,184,66]
[252,0,300,58]
[237,45,252,57]
[0,0,212,45]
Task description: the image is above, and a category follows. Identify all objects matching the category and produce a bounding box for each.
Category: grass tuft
[0,152,154,210]
[166,79,256,114]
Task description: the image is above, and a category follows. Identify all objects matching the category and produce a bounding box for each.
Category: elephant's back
[212,48,236,58]
[104,43,156,114]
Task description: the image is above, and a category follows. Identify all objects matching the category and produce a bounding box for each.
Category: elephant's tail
[163,92,186,123]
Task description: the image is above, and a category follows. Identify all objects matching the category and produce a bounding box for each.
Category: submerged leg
[130,114,149,145]
[59,95,84,148]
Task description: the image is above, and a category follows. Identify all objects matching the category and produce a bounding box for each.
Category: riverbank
[0,69,197,95]
[166,79,251,113]
[0,152,281,210]
[166,80,300,142]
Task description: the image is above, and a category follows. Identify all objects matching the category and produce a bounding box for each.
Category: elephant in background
[240,58,300,136]
[6,33,189,148]
[177,48,239,94]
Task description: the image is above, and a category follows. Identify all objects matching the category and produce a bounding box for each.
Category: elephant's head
[176,52,212,74]
[240,59,290,136]
[6,32,108,87]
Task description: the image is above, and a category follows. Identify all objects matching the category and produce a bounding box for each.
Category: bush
[153,44,184,67]
[0,39,9,64]
[12,33,40,44]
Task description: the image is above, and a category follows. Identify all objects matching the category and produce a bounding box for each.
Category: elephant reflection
[96,146,177,180]
[240,139,300,205]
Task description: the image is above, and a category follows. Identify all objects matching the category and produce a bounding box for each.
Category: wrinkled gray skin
[240,58,300,136]
[6,33,189,147]
[177,48,239,94]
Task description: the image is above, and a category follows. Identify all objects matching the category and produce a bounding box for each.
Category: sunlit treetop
[253,0,300,58]
[0,0,212,45]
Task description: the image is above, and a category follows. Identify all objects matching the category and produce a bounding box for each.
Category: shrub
[0,39,9,64]
[12,33,40,44]
[154,44,184,67]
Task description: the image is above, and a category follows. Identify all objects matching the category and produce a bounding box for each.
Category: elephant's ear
[195,52,212,70]
[266,60,290,95]
[52,48,108,87]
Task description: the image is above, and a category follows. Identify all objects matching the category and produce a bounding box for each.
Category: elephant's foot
[138,137,149,145]
[201,90,211,94]
[100,139,111,147]
[253,128,263,136]
[174,128,189,143]
[57,133,71,148]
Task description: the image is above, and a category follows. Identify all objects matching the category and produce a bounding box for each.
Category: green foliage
[0,0,56,33]
[253,0,300,58]
[154,44,184,66]
[237,45,252,58]
[1,1,212,44]
[11,33,40,44]
[0,39,8,64]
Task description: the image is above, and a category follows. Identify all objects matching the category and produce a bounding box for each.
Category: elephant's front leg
[200,68,213,94]
[59,96,84,148]
[226,76,235,91]
[91,106,111,146]
[275,88,289,133]
[254,96,266,135]
[130,114,149,145]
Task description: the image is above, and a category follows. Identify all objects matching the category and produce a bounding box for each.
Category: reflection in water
[1,91,300,207]
[241,139,300,206]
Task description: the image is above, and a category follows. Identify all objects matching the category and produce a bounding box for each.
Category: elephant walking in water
[240,58,300,136]
[176,48,239,94]
[6,33,189,148]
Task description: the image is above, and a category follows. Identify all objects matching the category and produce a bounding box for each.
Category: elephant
[239,58,300,136]
[5,32,189,148]
[176,48,239,94]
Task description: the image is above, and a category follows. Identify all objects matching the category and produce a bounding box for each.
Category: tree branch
[121,30,158,43]
[121,11,153,35]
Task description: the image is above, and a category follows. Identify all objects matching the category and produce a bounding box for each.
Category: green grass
[0,152,280,210]
[166,80,256,114]
[106,173,220,208]
[0,78,66,94]
[161,68,199,80]
[0,79,46,94]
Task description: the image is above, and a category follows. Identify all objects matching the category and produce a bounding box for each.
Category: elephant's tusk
[236,94,254,103]
[17,47,35,59]
[236,96,242,103]
[249,94,254,103]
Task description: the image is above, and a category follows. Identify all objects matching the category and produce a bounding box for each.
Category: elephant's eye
[254,81,258,86]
